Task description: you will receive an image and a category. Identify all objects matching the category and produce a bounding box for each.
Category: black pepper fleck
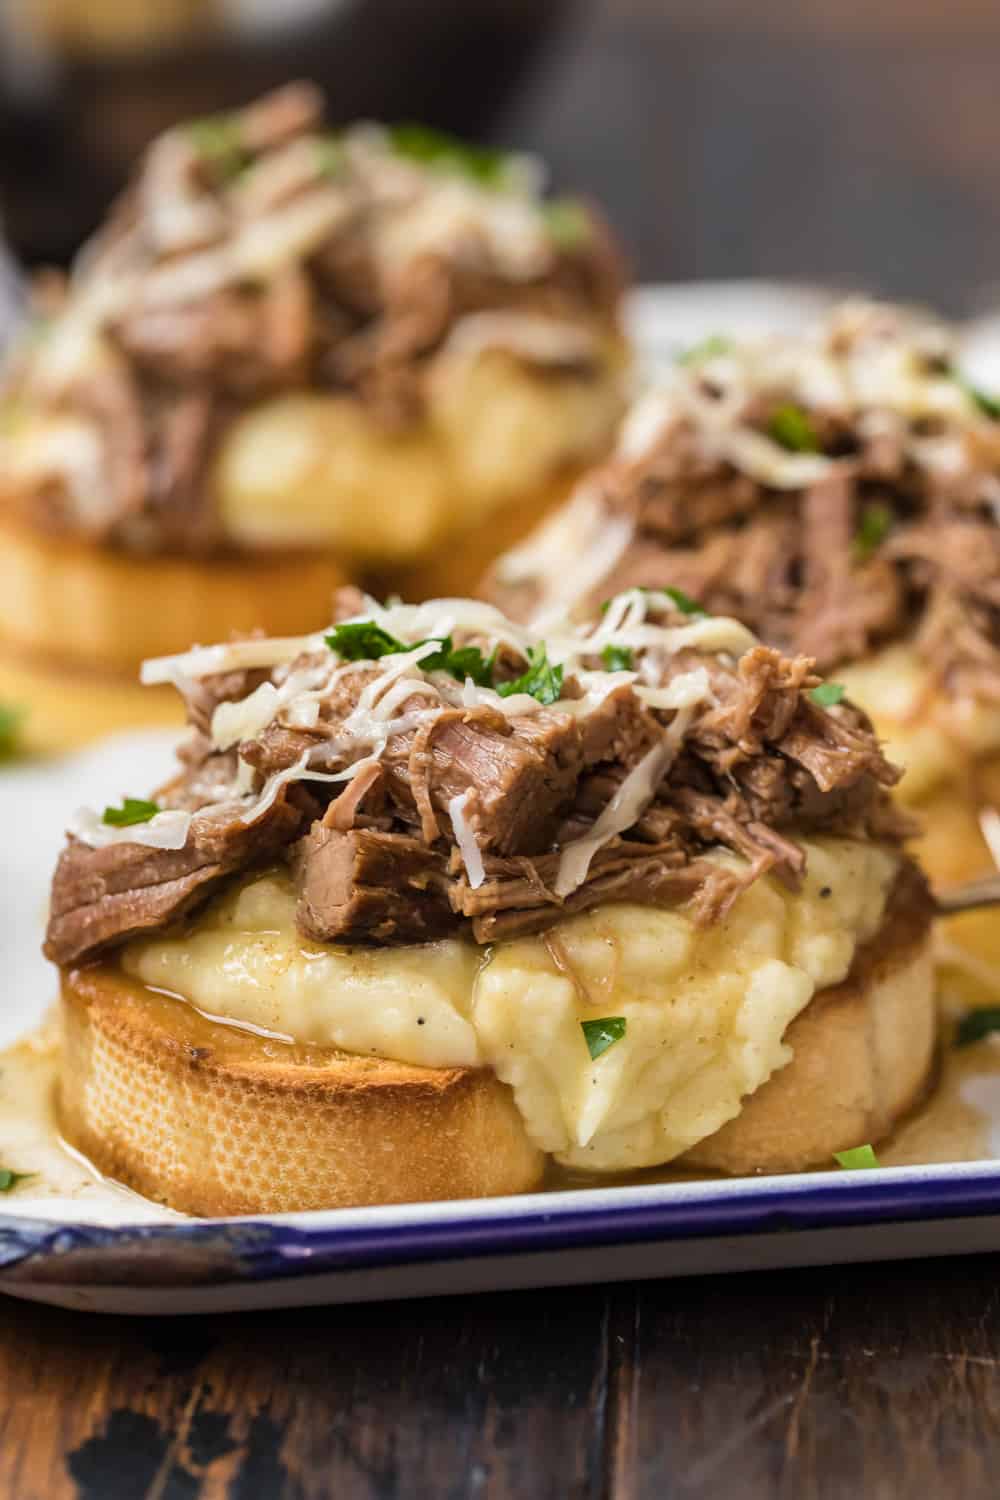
[819,887,832,898]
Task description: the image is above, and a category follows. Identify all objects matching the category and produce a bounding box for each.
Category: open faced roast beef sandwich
[0,83,626,750]
[44,587,935,1214]
[491,299,1000,984]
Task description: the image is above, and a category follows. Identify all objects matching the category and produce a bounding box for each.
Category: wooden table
[2,1253,999,1497]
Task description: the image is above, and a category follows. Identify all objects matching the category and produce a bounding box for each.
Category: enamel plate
[3,283,1000,1315]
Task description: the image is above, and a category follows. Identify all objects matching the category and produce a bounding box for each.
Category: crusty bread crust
[58,968,545,1215]
[0,511,349,675]
[0,510,350,750]
[683,866,937,1174]
[57,866,937,1213]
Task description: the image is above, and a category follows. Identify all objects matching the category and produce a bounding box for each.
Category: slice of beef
[383,706,583,856]
[44,797,304,967]
[695,646,814,759]
[462,844,740,943]
[577,683,661,766]
[779,700,900,792]
[292,825,455,944]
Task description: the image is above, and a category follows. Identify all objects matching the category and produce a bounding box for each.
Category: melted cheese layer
[122,837,899,1172]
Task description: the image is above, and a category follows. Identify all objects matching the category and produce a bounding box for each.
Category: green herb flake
[662,585,704,616]
[678,334,732,365]
[954,1008,1000,1048]
[581,1016,627,1061]
[102,797,160,829]
[834,1144,880,1171]
[325,621,414,661]
[388,124,512,188]
[958,377,1000,421]
[496,644,564,706]
[810,682,846,709]
[768,403,820,453]
[187,114,248,181]
[601,644,634,672]
[0,1168,33,1193]
[325,620,495,687]
[440,644,495,688]
[0,703,24,761]
[544,197,592,249]
[853,501,894,561]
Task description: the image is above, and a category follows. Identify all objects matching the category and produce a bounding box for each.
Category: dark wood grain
[1,1258,1000,1498]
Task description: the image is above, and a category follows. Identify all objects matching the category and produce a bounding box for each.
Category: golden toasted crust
[58,968,545,1215]
[683,871,937,1174]
[0,511,350,675]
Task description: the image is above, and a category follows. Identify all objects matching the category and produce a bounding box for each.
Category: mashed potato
[123,836,899,1172]
[214,340,625,562]
[838,643,1000,805]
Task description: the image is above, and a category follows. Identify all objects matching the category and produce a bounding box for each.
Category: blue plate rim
[4,1162,1000,1285]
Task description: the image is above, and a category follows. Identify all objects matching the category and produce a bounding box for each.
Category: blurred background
[1,0,998,313]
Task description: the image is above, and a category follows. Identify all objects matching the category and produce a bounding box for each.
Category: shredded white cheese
[70,807,193,852]
[554,739,674,898]
[449,789,485,890]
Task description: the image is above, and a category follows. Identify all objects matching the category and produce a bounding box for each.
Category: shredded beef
[489,304,1000,703]
[45,795,304,967]
[7,85,623,555]
[43,590,909,966]
[293,825,453,944]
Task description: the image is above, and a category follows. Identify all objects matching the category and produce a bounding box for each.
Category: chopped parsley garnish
[853,501,893,560]
[601,644,634,672]
[768,403,820,453]
[327,619,564,703]
[678,334,732,365]
[438,644,495,688]
[834,1144,880,1170]
[581,1016,627,1061]
[388,124,512,188]
[326,620,424,662]
[958,377,1000,421]
[810,682,846,709]
[0,703,24,761]
[954,1008,1000,1048]
[325,621,494,686]
[496,644,564,706]
[544,197,592,249]
[102,797,160,829]
[187,114,248,181]
[661,585,704,616]
[0,1168,33,1193]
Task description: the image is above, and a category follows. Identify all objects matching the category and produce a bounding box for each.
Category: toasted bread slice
[683,867,937,1174]
[58,968,545,1216]
[0,511,349,749]
[0,512,349,676]
[57,869,937,1214]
